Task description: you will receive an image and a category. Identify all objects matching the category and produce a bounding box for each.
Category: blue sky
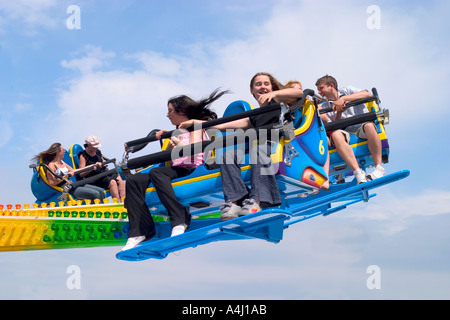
[1,0,450,300]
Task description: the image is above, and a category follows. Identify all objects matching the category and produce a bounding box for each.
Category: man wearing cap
[78,136,125,201]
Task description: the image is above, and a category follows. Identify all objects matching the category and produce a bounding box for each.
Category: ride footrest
[116,209,293,262]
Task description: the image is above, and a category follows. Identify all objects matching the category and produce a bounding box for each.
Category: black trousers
[125,166,194,238]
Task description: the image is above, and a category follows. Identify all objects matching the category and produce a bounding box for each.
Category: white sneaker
[354,168,368,184]
[367,165,385,181]
[240,198,262,216]
[171,224,187,237]
[121,236,146,251]
[220,202,241,221]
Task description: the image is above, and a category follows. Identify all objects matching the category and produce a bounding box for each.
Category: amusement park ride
[0,89,409,261]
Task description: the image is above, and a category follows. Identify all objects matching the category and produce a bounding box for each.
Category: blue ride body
[30,95,389,215]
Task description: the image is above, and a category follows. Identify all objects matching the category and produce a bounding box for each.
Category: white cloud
[342,188,450,235]
[127,52,182,77]
[0,0,60,34]
[14,102,33,112]
[54,46,244,158]
[56,65,191,157]
[61,45,116,74]
[0,119,13,147]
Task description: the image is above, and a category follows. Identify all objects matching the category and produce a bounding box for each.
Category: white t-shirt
[324,86,368,131]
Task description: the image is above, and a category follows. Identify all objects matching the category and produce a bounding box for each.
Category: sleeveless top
[79,149,105,178]
[54,161,69,176]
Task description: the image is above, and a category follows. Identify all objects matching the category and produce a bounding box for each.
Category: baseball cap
[85,136,101,148]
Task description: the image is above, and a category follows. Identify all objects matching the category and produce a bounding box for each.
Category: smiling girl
[180,72,303,221]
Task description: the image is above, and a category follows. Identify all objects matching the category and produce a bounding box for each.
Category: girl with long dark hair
[122,88,228,250]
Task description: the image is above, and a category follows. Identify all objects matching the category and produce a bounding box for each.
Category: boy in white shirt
[316,75,385,184]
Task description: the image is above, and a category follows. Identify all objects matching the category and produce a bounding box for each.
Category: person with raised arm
[180,72,303,221]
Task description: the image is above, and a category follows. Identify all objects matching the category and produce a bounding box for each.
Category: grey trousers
[72,184,105,201]
[220,143,281,206]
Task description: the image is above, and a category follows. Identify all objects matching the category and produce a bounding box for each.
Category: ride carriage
[27,88,407,260]
[115,88,406,261]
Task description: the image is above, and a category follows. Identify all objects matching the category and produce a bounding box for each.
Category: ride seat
[30,150,78,204]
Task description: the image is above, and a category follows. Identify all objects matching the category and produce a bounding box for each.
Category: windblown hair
[31,142,61,165]
[168,88,229,122]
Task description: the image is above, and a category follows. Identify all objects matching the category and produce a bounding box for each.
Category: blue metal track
[116,170,410,262]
